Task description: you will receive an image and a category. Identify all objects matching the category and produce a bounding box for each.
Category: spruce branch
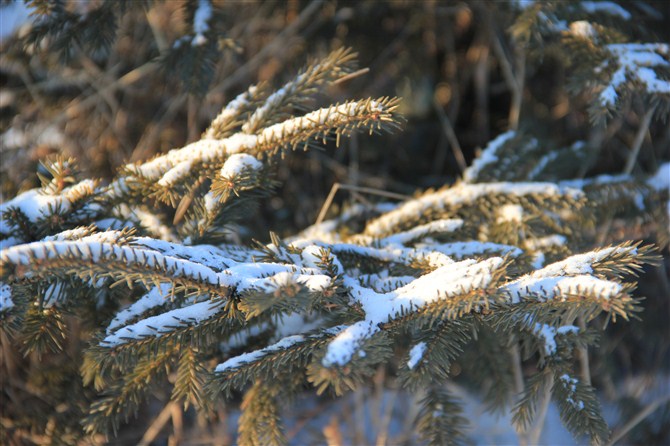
[238,381,286,446]
[415,385,469,446]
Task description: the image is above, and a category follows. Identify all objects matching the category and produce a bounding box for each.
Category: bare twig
[139,401,178,446]
[315,183,410,226]
[489,26,525,130]
[527,376,552,445]
[432,97,467,172]
[510,344,529,446]
[624,104,657,175]
[332,67,370,85]
[577,316,592,386]
[606,393,670,446]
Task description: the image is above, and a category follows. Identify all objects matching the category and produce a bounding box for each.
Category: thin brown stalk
[433,97,467,172]
[606,393,670,446]
[624,105,657,175]
[315,183,410,226]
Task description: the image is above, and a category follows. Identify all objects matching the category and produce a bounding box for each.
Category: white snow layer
[101,299,222,346]
[463,131,515,183]
[215,334,305,372]
[106,284,173,334]
[580,1,631,20]
[647,162,670,192]
[220,153,262,178]
[599,43,670,106]
[322,257,504,367]
[379,219,463,246]
[204,86,257,139]
[0,283,14,312]
[407,342,427,369]
[533,323,579,355]
[0,180,96,229]
[364,182,582,236]
[192,0,212,45]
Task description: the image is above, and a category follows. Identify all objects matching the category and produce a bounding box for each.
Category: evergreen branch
[552,371,610,444]
[84,349,175,436]
[237,271,335,320]
[253,97,402,155]
[0,239,228,298]
[172,347,210,411]
[400,319,473,390]
[204,84,268,140]
[512,368,552,433]
[364,181,585,238]
[210,331,335,397]
[415,385,469,446]
[238,381,286,446]
[241,47,358,134]
[20,305,67,357]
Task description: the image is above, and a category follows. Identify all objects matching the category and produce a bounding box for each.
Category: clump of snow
[407,342,427,369]
[569,21,596,39]
[129,134,258,181]
[647,162,670,192]
[497,204,524,223]
[0,189,70,225]
[220,153,262,178]
[533,323,579,355]
[505,274,624,303]
[204,86,258,139]
[158,160,193,187]
[419,241,523,260]
[0,283,14,312]
[525,235,567,251]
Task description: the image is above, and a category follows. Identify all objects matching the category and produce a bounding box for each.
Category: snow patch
[407,342,427,369]
[0,283,14,312]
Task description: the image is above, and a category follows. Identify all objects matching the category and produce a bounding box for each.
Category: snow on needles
[462,131,515,183]
[364,182,582,236]
[322,257,504,367]
[599,43,670,106]
[215,335,305,373]
[0,283,14,312]
[102,299,222,347]
[407,342,427,370]
[503,246,635,303]
[220,153,262,178]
